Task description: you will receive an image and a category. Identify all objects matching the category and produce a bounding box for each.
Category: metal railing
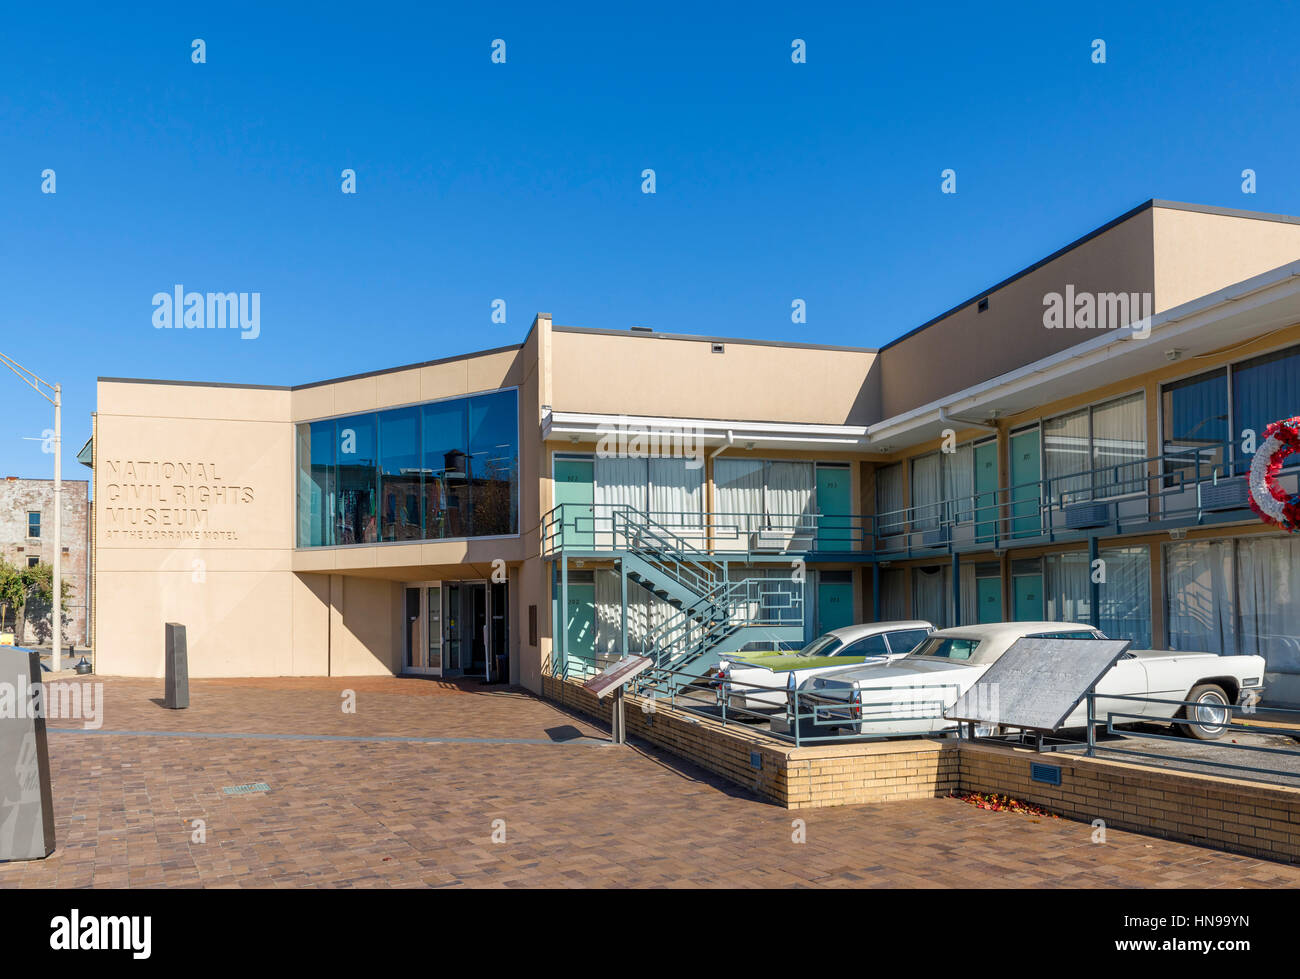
[1084,692,1300,784]
[542,440,1278,561]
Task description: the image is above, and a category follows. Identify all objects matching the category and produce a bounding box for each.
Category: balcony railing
[541,441,1285,560]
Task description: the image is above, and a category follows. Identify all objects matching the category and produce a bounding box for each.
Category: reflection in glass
[295,389,518,547]
[422,399,469,539]
[380,407,422,541]
[336,413,378,544]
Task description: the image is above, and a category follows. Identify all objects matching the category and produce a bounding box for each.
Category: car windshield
[908,637,981,661]
[797,635,843,658]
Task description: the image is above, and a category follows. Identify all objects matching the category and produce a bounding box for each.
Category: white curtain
[1043,408,1091,503]
[1098,546,1151,647]
[649,458,704,527]
[911,453,942,531]
[714,458,763,542]
[959,562,978,624]
[764,461,815,532]
[594,569,624,656]
[1166,540,1235,655]
[912,566,949,628]
[1092,392,1146,497]
[942,444,974,524]
[1045,551,1090,624]
[880,569,906,620]
[876,463,904,536]
[595,456,647,547]
[1237,537,1300,674]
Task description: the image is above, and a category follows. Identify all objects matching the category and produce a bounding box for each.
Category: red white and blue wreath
[1248,416,1300,532]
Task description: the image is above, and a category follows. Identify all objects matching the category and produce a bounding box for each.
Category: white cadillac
[791,621,1266,741]
[717,620,933,712]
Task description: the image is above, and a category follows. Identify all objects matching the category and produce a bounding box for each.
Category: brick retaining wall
[543,674,1300,863]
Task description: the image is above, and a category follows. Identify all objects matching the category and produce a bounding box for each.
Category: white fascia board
[867,260,1300,447]
[543,410,869,447]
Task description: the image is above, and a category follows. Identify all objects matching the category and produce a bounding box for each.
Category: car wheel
[1176,683,1232,740]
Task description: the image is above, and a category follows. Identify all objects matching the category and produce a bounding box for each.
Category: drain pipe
[709,430,735,460]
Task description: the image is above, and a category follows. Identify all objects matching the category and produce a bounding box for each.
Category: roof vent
[977,297,989,313]
[631,325,653,333]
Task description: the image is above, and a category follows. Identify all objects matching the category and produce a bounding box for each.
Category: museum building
[85,200,1300,703]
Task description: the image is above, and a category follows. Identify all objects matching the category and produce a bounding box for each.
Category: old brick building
[0,476,91,647]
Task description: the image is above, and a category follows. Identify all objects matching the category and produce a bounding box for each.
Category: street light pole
[0,352,62,667]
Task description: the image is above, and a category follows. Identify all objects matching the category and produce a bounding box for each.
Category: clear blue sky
[3,1,1299,480]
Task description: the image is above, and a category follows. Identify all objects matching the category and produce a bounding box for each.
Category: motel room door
[553,456,595,547]
[1009,427,1042,539]
[403,581,444,676]
[815,464,852,550]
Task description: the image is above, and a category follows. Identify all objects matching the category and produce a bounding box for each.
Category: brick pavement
[2,676,1298,888]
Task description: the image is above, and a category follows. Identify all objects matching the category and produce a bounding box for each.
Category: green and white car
[717,621,933,712]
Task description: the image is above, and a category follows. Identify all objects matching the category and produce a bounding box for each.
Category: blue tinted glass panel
[336,413,378,544]
[380,407,422,541]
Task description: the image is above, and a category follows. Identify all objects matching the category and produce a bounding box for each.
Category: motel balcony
[541,441,1288,564]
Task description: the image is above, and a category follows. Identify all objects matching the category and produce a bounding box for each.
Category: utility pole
[0,352,62,668]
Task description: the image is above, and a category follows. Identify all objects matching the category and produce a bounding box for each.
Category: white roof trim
[543,410,869,448]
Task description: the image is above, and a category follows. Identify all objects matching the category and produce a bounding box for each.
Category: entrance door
[816,573,855,634]
[976,576,1002,624]
[565,581,596,674]
[403,582,444,676]
[815,464,852,550]
[1013,573,1044,621]
[1009,428,1042,538]
[553,457,595,547]
[973,439,998,545]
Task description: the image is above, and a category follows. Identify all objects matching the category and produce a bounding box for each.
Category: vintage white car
[717,620,933,712]
[792,621,1266,741]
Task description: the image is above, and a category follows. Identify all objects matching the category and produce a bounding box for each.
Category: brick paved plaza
[2,676,1298,888]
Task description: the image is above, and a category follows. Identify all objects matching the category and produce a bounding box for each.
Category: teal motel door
[816,464,852,550]
[973,439,998,546]
[1009,428,1042,539]
[976,577,1003,624]
[816,573,856,635]
[1012,573,1043,621]
[553,457,594,548]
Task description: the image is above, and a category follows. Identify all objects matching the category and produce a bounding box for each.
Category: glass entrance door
[443,581,492,678]
[403,581,444,676]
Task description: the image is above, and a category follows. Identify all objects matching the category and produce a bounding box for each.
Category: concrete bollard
[164,622,189,709]
[0,647,56,860]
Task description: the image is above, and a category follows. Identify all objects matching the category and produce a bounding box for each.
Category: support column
[951,551,961,627]
[872,563,881,621]
[620,558,628,657]
[1088,536,1101,630]
[560,554,569,674]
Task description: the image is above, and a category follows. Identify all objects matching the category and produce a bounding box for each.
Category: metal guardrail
[541,442,1278,561]
[549,659,1300,785]
[1084,692,1300,783]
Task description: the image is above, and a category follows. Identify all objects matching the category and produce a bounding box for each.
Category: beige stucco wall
[879,208,1157,419]
[94,380,298,677]
[94,335,541,679]
[550,329,879,425]
[1153,207,1300,311]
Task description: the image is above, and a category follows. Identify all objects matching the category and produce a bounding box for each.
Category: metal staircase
[590,506,804,692]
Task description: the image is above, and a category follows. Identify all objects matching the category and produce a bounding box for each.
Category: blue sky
[3,1,1299,479]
